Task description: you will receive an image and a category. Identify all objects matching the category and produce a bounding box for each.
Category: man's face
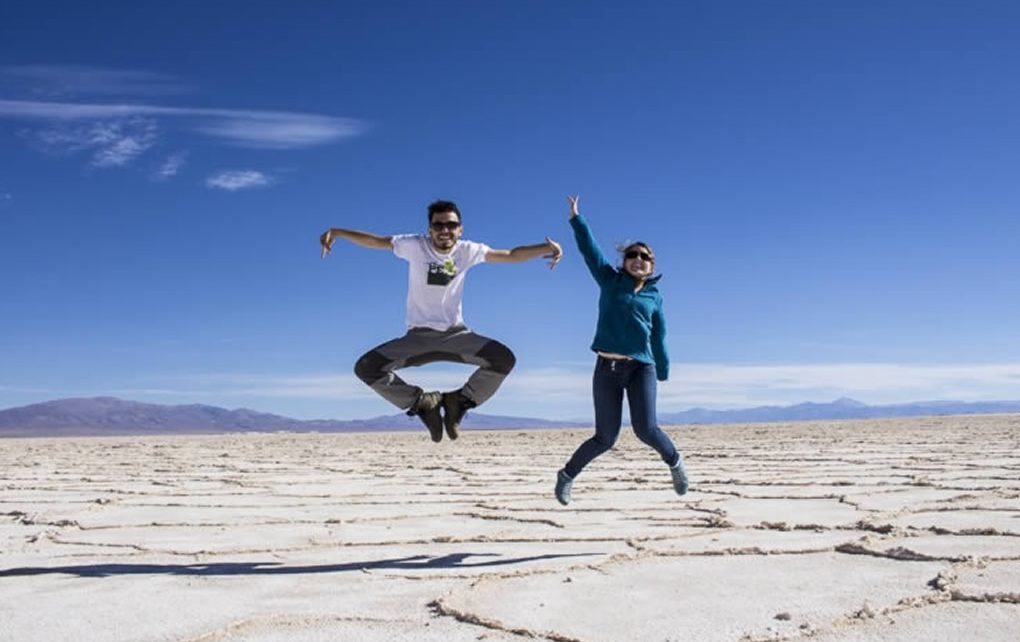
[428,211,463,252]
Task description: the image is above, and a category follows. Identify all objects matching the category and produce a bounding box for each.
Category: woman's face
[622,244,655,280]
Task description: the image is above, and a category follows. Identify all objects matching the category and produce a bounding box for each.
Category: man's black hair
[427,200,462,224]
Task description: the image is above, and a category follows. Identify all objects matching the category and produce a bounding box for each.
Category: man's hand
[567,194,579,218]
[320,229,335,259]
[544,236,563,269]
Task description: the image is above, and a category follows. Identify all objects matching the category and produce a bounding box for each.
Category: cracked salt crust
[1,414,1018,641]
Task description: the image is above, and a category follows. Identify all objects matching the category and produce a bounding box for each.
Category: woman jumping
[555,195,689,505]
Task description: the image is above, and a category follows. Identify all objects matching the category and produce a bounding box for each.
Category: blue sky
[2,1,1019,420]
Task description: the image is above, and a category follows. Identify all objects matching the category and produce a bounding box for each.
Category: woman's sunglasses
[430,221,462,231]
[625,249,654,262]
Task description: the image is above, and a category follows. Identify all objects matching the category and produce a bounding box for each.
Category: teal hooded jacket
[570,215,669,381]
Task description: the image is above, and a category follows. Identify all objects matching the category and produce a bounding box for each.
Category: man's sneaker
[555,469,573,506]
[408,391,444,443]
[670,455,689,496]
[441,389,475,440]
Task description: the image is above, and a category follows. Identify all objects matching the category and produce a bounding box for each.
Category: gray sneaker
[441,389,474,441]
[670,455,689,496]
[409,391,444,443]
[555,469,573,506]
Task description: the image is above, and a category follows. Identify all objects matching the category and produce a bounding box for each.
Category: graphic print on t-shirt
[427,258,457,286]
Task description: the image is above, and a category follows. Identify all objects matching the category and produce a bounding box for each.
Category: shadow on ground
[0,551,600,578]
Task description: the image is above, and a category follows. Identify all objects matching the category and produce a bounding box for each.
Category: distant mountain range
[0,397,587,437]
[658,397,1020,424]
[1,396,1019,437]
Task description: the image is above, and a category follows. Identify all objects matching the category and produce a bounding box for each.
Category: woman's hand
[567,194,579,218]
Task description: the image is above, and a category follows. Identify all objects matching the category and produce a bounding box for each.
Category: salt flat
[1,415,1018,641]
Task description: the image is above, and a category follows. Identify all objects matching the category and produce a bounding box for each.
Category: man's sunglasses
[430,221,461,231]
[625,249,654,262]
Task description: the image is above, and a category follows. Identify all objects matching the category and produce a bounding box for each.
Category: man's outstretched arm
[485,237,562,269]
[320,228,394,258]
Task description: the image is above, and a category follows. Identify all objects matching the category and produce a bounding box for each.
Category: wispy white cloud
[154,151,187,180]
[658,362,1020,409]
[0,99,366,149]
[194,115,360,149]
[33,117,158,167]
[0,384,58,395]
[118,373,384,404]
[1,65,193,97]
[90,124,158,167]
[104,362,1020,421]
[206,169,272,191]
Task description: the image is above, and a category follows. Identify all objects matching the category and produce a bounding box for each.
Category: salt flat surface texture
[2,415,1019,642]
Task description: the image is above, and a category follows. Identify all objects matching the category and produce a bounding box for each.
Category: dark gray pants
[354,326,516,410]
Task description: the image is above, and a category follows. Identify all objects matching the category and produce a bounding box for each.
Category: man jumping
[320,200,562,442]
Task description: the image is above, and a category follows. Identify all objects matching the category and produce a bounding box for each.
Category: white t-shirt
[392,235,491,330]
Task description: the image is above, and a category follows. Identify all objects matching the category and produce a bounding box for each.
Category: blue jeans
[563,357,680,479]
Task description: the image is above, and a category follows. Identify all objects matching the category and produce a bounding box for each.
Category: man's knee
[477,340,516,375]
[354,350,390,385]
